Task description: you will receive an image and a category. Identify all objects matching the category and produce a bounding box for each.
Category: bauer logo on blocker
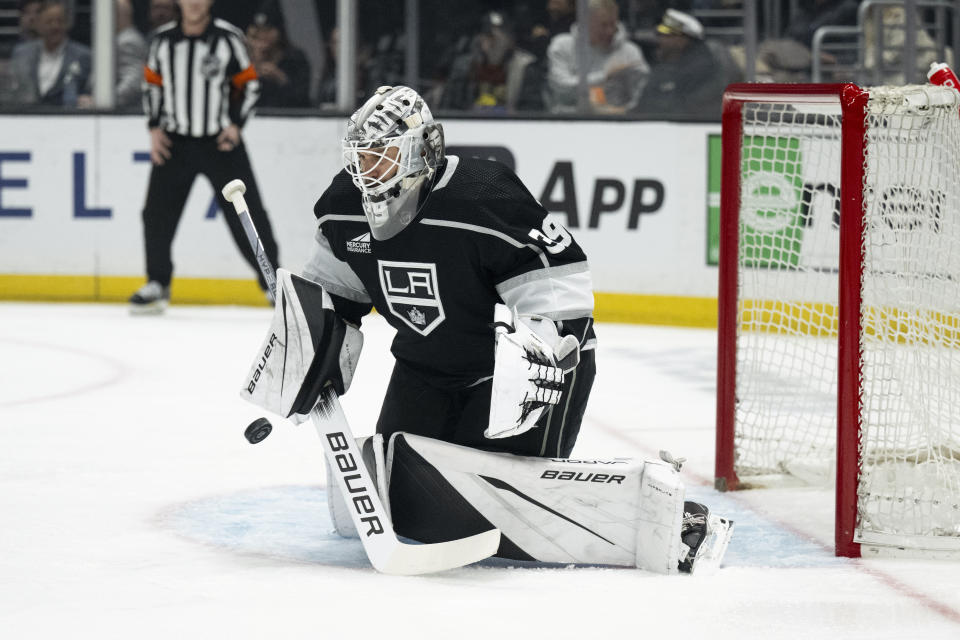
[378,260,445,336]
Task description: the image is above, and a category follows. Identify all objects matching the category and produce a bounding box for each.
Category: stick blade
[372,528,501,576]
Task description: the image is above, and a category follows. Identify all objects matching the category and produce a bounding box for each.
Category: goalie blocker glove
[486,304,580,440]
[240,269,363,422]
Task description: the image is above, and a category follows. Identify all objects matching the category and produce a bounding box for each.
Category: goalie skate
[678,502,734,575]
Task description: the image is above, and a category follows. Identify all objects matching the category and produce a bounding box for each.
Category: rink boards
[0,114,722,325]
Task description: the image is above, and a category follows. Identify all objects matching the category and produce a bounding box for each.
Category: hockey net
[716,83,960,556]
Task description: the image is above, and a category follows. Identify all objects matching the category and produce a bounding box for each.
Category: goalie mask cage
[715,83,960,558]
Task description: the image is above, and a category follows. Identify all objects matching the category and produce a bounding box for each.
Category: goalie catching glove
[486,304,580,439]
[240,269,363,422]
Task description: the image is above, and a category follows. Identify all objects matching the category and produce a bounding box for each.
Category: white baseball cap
[656,9,705,40]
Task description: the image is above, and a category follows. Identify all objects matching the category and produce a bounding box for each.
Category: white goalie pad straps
[386,433,686,572]
[635,460,686,574]
[486,304,580,440]
[240,268,363,423]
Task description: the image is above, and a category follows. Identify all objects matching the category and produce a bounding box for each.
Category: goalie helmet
[342,86,445,240]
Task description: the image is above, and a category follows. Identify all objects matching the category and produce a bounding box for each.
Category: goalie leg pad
[327,434,387,539]
[385,433,687,571]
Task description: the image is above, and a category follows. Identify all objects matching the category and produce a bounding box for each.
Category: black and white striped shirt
[143,18,259,138]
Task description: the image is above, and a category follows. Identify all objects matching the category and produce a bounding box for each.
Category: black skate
[129,281,170,315]
[678,501,734,575]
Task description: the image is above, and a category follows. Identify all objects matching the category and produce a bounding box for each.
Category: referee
[129,0,280,314]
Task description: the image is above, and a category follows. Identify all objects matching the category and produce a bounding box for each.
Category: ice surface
[1,303,958,639]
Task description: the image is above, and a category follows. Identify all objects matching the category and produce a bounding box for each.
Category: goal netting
[716,83,960,555]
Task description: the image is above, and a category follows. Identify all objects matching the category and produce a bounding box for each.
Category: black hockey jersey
[304,156,595,389]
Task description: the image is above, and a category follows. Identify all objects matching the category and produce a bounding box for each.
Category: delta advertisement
[0,114,724,323]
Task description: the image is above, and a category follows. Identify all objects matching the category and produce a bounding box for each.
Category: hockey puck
[244,417,273,444]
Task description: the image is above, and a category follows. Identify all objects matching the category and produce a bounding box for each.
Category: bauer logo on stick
[326,431,385,537]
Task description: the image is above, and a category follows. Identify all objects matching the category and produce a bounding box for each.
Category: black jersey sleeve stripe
[223,30,258,126]
[158,38,177,131]
[227,30,256,126]
[143,37,164,128]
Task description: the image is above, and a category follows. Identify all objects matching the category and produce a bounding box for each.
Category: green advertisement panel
[706,134,805,268]
[706,134,722,266]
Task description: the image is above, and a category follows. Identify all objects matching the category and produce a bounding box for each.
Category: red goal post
[715,83,960,558]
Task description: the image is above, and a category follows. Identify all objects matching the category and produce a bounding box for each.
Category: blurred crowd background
[0,0,957,121]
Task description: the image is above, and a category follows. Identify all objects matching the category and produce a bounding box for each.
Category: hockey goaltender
[239,85,733,574]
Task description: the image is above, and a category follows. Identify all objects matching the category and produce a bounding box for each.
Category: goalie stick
[222,179,501,575]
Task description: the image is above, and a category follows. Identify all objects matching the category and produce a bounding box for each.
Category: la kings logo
[346,232,371,253]
[377,260,445,336]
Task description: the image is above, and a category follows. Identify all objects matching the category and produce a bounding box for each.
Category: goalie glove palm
[486,305,580,440]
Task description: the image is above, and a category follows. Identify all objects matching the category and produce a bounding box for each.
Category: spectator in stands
[755,0,858,82]
[633,0,674,30]
[785,0,859,50]
[546,0,649,114]
[863,4,954,84]
[316,26,371,107]
[16,0,43,49]
[316,26,340,105]
[0,0,42,103]
[363,30,406,96]
[8,0,92,108]
[629,0,674,61]
[632,9,727,119]
[246,8,311,108]
[149,0,177,32]
[115,0,146,108]
[438,11,539,113]
[522,0,575,59]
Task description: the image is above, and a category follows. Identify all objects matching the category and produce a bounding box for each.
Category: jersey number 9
[528,220,573,254]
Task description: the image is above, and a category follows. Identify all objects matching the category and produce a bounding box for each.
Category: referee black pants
[140,134,279,289]
[376,349,596,459]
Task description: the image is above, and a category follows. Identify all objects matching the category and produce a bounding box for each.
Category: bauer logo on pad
[377,260,446,336]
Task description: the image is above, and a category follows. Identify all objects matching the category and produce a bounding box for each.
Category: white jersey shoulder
[213,18,246,39]
[152,21,177,36]
[302,226,371,304]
